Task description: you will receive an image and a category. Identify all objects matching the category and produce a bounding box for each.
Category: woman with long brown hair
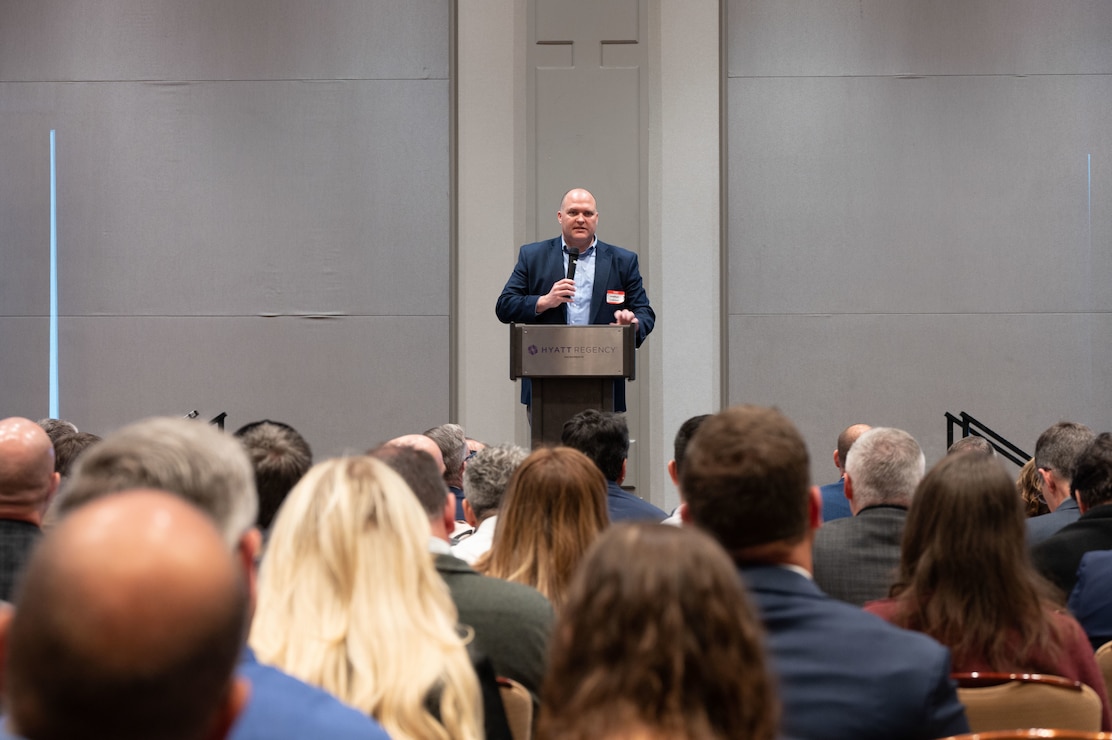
[864,453,1111,728]
[538,523,778,740]
[475,446,609,607]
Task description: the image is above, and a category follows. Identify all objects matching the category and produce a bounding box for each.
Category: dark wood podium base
[530,378,615,449]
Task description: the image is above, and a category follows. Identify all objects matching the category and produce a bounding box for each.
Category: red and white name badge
[606,290,625,304]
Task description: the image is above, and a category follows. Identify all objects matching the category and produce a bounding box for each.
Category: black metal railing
[945,411,1030,467]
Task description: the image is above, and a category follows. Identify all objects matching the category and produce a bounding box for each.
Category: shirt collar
[561,236,597,254]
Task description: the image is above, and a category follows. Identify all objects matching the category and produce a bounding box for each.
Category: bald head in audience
[382,434,447,475]
[1,489,248,740]
[0,418,60,524]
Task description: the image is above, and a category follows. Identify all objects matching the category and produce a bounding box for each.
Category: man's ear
[443,493,457,530]
[667,460,679,487]
[618,459,627,486]
[237,528,263,607]
[205,675,250,740]
[462,499,478,528]
[809,486,823,531]
[832,449,842,471]
[843,472,855,502]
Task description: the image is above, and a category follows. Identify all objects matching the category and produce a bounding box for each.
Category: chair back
[1096,641,1112,698]
[954,672,1103,733]
[943,731,1112,739]
[497,676,534,740]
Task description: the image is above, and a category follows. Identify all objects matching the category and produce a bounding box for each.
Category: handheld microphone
[566,248,579,280]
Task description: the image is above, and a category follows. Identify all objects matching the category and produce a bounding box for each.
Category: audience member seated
[0,418,60,602]
[1068,549,1112,650]
[538,522,778,740]
[813,427,925,606]
[819,423,870,522]
[1018,457,1051,518]
[561,409,666,523]
[947,434,997,457]
[1033,433,1112,597]
[661,414,710,526]
[864,452,1111,729]
[452,444,527,564]
[371,443,553,698]
[1027,421,1095,546]
[51,432,102,479]
[476,447,609,607]
[34,418,78,446]
[233,420,312,535]
[425,423,470,521]
[681,405,969,740]
[250,456,495,740]
[0,489,249,740]
[56,416,390,740]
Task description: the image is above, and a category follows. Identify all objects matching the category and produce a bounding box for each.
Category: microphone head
[567,247,579,259]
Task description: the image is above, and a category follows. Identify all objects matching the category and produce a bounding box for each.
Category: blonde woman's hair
[476,446,609,607]
[249,456,482,740]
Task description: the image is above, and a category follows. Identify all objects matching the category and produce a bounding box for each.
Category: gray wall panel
[0,2,452,445]
[0,1,448,82]
[3,80,448,316]
[54,316,448,459]
[729,0,1112,77]
[0,319,50,419]
[729,313,1112,472]
[728,74,1111,315]
[726,1,1112,459]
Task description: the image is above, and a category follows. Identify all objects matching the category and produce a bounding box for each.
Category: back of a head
[234,420,312,530]
[836,423,870,471]
[251,456,481,739]
[897,453,1050,666]
[561,409,628,481]
[5,490,247,740]
[946,435,996,458]
[844,427,925,508]
[681,406,811,557]
[903,454,1026,576]
[52,432,103,478]
[424,423,467,486]
[483,447,609,606]
[1071,433,1112,510]
[35,418,78,446]
[58,417,257,547]
[369,444,449,518]
[539,523,777,740]
[461,444,528,521]
[672,414,711,479]
[1035,421,1095,483]
[0,418,58,512]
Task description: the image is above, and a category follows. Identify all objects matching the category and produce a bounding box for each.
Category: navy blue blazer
[606,480,667,523]
[496,238,655,411]
[741,564,969,740]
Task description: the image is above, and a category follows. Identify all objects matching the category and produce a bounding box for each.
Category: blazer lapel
[590,241,613,323]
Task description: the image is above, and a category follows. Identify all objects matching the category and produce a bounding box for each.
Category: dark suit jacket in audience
[606,480,667,523]
[1033,504,1112,596]
[0,519,41,603]
[741,564,969,740]
[820,479,852,522]
[1068,549,1112,650]
[1027,497,1082,547]
[813,505,906,607]
[435,553,554,696]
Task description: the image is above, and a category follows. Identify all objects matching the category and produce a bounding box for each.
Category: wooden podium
[510,323,635,449]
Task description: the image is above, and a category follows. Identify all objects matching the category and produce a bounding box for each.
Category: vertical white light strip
[49,130,59,418]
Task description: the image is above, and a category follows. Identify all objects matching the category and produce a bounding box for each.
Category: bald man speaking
[496,188,655,413]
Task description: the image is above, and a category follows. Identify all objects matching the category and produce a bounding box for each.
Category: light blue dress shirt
[562,237,596,325]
